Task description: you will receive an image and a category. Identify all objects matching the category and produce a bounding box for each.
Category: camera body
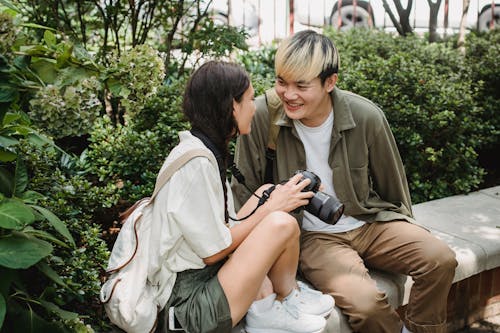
[295,170,344,225]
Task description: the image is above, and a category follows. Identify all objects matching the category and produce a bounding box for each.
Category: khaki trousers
[300,221,457,333]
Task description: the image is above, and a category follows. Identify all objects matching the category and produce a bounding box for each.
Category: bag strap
[265,88,282,150]
[107,148,214,276]
[119,148,213,222]
[151,148,213,200]
[264,88,282,183]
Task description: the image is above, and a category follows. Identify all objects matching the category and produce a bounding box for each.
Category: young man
[231,30,457,333]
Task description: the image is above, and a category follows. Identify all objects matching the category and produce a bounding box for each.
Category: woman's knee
[260,211,300,239]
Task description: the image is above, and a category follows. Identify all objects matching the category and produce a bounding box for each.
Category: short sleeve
[167,157,232,258]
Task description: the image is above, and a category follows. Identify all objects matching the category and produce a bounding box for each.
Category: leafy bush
[105,44,166,121]
[0,12,17,57]
[465,29,500,146]
[28,78,101,139]
[0,111,88,332]
[18,137,112,331]
[237,44,276,96]
[80,79,191,206]
[322,28,487,202]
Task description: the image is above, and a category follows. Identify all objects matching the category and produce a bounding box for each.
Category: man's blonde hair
[275,30,339,84]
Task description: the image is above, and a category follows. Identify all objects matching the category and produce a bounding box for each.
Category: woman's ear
[232,98,240,115]
[325,73,338,93]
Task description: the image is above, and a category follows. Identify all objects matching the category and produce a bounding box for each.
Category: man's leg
[300,230,403,333]
[355,221,457,333]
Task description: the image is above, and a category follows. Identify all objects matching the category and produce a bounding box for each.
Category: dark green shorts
[157,262,232,333]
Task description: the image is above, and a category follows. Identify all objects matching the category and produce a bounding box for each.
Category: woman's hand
[265,173,314,213]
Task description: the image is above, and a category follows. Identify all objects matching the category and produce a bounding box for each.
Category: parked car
[295,0,500,33]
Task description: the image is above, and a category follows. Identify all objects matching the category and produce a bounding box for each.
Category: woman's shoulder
[159,131,217,174]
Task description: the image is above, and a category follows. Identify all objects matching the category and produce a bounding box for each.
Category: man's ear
[325,74,338,93]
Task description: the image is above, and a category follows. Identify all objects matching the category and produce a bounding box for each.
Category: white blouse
[149,131,233,307]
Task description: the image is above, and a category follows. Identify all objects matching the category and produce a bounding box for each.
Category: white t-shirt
[293,111,365,233]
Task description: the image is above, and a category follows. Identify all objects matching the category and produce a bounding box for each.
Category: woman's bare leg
[217,211,300,326]
[255,276,274,300]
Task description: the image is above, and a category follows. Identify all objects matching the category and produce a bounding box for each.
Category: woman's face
[233,83,256,135]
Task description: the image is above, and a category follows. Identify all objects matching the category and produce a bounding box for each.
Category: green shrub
[105,44,166,121]
[465,29,500,146]
[327,29,486,202]
[28,78,101,139]
[79,75,191,203]
[17,139,111,331]
[0,12,17,57]
[237,44,276,96]
[0,110,100,332]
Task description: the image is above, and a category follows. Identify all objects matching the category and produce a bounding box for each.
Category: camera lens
[293,170,345,225]
[306,191,345,225]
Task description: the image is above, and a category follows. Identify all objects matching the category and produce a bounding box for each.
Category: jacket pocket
[349,165,369,202]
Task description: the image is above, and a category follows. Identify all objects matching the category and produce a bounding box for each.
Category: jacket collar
[331,87,356,132]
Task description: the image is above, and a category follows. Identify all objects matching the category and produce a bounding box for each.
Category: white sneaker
[291,281,335,317]
[245,296,326,333]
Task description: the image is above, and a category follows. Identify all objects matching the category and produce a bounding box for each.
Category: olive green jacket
[231,87,415,224]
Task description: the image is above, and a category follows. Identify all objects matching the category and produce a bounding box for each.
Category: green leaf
[0,85,17,103]
[29,205,75,247]
[0,200,34,229]
[4,300,68,333]
[0,135,19,148]
[30,59,58,84]
[0,148,17,162]
[0,293,5,329]
[0,234,52,269]
[43,30,56,47]
[20,190,45,204]
[13,159,28,197]
[2,113,23,126]
[56,44,73,69]
[0,167,14,197]
[23,227,69,248]
[36,261,71,290]
[20,23,57,32]
[39,300,78,321]
[107,79,123,95]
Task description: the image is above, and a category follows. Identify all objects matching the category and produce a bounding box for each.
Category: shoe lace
[297,282,323,300]
[281,294,300,319]
[281,301,300,319]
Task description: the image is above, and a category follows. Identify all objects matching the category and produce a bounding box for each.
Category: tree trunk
[457,0,470,54]
[382,0,414,36]
[427,0,442,42]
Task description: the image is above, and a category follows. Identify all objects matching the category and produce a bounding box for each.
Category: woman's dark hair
[183,60,250,159]
[183,60,250,223]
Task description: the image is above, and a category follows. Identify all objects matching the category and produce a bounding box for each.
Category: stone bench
[402,185,500,332]
[326,185,500,333]
[233,186,500,333]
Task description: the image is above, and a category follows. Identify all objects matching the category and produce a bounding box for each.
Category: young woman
[153,61,333,333]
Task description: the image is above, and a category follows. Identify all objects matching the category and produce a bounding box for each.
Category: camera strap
[190,129,264,222]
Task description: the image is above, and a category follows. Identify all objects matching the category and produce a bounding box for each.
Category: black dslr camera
[294,170,344,225]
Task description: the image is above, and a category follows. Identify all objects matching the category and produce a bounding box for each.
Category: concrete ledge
[404,186,500,303]
[327,185,500,333]
[413,186,500,275]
